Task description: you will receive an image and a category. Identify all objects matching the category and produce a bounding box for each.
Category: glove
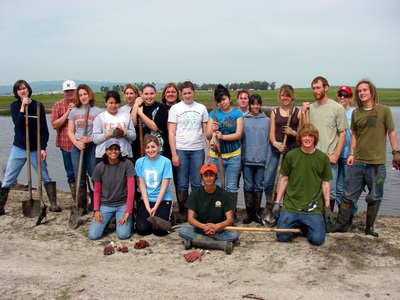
[210,132,221,154]
[272,202,281,219]
[104,244,115,255]
[184,251,202,263]
[117,243,128,253]
[324,206,333,224]
[115,127,126,138]
[393,150,400,170]
[107,129,120,138]
[282,126,297,137]
[273,141,286,153]
[134,240,150,249]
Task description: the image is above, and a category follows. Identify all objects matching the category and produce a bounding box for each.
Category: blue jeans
[277,210,326,246]
[337,157,358,214]
[329,162,338,207]
[179,225,239,242]
[88,204,132,240]
[2,146,52,188]
[176,149,204,192]
[210,154,241,193]
[71,143,96,187]
[243,165,264,193]
[342,162,386,206]
[60,149,75,184]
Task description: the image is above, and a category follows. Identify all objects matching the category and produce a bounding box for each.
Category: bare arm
[168,122,180,167]
[388,129,398,151]
[321,181,330,207]
[330,130,346,164]
[137,106,158,131]
[218,117,243,142]
[150,178,170,216]
[205,117,215,140]
[275,176,289,204]
[52,110,70,129]
[347,131,357,166]
[269,110,276,143]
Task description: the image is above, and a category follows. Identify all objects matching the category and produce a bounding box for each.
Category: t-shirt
[209,108,243,158]
[310,99,348,155]
[168,101,209,151]
[340,107,355,158]
[92,159,135,207]
[132,102,170,160]
[186,186,234,224]
[135,155,173,202]
[120,105,133,114]
[351,105,395,164]
[274,107,300,148]
[280,148,332,214]
[68,106,103,140]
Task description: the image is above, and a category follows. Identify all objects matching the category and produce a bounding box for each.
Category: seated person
[179,163,239,249]
[273,123,332,246]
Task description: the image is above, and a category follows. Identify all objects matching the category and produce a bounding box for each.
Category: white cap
[63,80,77,91]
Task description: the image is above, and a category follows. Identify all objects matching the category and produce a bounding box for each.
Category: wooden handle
[223,226,301,233]
[37,101,42,203]
[212,98,225,190]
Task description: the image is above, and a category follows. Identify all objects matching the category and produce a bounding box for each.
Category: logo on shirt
[215,201,222,208]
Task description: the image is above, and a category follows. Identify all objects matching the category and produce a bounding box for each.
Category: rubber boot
[242,192,254,224]
[176,190,188,224]
[69,182,77,202]
[78,185,88,215]
[228,192,238,221]
[264,193,276,227]
[327,200,353,233]
[253,192,263,224]
[185,238,233,254]
[365,203,380,237]
[44,182,61,212]
[330,200,335,212]
[0,187,10,216]
[342,214,354,232]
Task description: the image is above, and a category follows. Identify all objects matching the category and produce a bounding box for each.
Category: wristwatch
[392,149,400,155]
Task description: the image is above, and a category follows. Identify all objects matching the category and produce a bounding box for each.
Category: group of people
[0,76,399,251]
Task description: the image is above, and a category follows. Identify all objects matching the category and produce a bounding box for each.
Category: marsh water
[0,107,399,215]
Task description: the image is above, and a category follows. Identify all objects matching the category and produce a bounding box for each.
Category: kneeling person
[179,163,239,252]
[274,124,332,246]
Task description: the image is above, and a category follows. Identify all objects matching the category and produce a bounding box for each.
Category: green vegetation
[0,88,399,116]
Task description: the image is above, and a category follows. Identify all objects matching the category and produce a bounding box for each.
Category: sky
[1,0,399,88]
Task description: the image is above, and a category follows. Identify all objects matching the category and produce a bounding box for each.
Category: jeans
[87,204,132,240]
[277,210,326,246]
[176,149,204,192]
[179,225,239,242]
[329,162,338,207]
[243,165,265,193]
[210,154,241,193]
[342,162,386,206]
[71,143,96,187]
[60,149,75,184]
[336,157,358,214]
[2,146,52,188]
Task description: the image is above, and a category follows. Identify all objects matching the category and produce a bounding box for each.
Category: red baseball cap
[337,86,352,96]
[200,163,218,175]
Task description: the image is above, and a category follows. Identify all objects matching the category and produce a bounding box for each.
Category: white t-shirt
[168,101,208,151]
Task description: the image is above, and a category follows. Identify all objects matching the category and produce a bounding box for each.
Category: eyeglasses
[338,94,351,99]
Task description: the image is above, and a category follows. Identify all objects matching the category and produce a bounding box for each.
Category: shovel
[68,106,90,229]
[212,98,225,189]
[22,102,41,217]
[35,101,47,225]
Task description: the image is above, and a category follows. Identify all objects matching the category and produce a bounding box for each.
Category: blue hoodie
[241,112,271,166]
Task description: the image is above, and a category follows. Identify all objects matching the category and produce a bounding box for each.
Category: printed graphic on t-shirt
[181,110,201,128]
[145,170,159,188]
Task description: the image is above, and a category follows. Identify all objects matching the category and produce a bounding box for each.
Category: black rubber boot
[185,238,233,254]
[78,185,88,215]
[365,203,380,237]
[253,192,263,224]
[327,200,353,233]
[69,182,77,201]
[44,182,61,212]
[0,187,10,216]
[228,192,238,221]
[242,192,254,224]
[330,200,335,212]
[342,214,354,232]
[176,190,189,223]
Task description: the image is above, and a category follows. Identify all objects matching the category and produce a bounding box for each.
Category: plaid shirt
[51,98,73,152]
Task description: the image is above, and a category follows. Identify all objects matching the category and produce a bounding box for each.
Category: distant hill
[0,80,165,95]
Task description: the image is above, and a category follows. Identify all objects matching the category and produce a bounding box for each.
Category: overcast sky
[1,0,399,88]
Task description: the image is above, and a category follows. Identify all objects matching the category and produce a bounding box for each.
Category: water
[0,108,399,215]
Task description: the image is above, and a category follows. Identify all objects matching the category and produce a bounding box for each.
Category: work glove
[104,244,115,255]
[117,243,128,253]
[210,132,221,154]
[273,141,286,153]
[184,251,202,263]
[115,127,126,138]
[272,202,281,219]
[107,129,120,138]
[282,126,297,137]
[393,150,400,170]
[324,206,333,224]
[134,240,150,249]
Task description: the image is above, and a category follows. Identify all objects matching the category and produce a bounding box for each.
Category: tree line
[100,80,276,93]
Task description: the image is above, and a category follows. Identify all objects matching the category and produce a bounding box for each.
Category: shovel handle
[37,101,43,203]
[223,226,301,233]
[212,98,225,190]
[25,105,33,199]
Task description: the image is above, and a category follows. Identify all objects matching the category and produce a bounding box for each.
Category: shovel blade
[35,204,47,226]
[263,211,277,228]
[67,207,84,229]
[22,199,41,218]
[147,216,172,231]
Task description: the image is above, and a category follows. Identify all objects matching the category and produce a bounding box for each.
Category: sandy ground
[0,185,400,300]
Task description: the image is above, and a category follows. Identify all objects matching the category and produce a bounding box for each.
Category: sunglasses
[338,94,351,99]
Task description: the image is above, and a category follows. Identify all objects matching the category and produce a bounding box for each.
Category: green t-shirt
[185,186,234,224]
[310,99,348,155]
[351,105,395,164]
[280,148,332,214]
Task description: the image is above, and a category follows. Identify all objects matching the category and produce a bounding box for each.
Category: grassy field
[0,87,399,115]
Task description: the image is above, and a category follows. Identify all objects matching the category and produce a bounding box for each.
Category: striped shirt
[51,98,73,152]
